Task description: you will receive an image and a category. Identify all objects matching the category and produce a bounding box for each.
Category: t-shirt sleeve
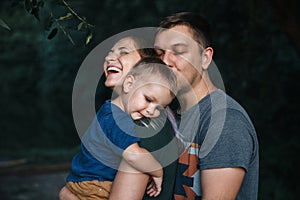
[109,115,140,150]
[104,112,140,151]
[199,109,255,172]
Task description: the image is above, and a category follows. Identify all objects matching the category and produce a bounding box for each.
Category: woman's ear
[202,47,213,70]
[123,75,135,93]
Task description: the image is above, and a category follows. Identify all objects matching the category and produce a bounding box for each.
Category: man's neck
[178,81,216,112]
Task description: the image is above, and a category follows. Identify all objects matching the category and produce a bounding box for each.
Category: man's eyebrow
[173,43,188,47]
[154,43,188,50]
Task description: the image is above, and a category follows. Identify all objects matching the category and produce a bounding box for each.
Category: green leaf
[85,30,92,45]
[77,22,84,31]
[58,13,73,21]
[0,19,11,31]
[47,28,58,40]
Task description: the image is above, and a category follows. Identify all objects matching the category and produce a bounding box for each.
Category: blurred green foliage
[0,0,299,199]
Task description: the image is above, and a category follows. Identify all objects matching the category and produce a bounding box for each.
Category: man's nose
[161,51,175,67]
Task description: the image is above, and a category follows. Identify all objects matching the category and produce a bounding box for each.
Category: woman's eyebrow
[118,47,129,50]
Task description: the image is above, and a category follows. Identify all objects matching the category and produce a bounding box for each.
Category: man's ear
[202,47,213,70]
[123,75,135,93]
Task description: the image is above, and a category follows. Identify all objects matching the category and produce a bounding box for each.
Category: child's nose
[146,105,161,118]
[146,105,156,116]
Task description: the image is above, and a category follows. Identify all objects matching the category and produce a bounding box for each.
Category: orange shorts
[66,180,112,200]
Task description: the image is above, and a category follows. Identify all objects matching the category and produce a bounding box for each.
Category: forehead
[112,37,138,50]
[155,25,196,48]
[140,83,173,102]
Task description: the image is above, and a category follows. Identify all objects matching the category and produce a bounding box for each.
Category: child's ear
[123,75,135,93]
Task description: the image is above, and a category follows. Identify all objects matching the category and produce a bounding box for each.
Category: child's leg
[59,186,79,200]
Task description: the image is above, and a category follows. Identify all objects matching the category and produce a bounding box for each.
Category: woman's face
[104,37,141,88]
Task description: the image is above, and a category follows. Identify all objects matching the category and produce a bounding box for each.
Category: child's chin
[132,116,142,120]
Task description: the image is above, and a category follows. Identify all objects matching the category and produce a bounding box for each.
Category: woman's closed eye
[119,50,130,56]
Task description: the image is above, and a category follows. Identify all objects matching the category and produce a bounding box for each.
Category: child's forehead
[134,79,173,93]
[135,76,167,85]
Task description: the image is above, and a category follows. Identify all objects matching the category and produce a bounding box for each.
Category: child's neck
[111,96,125,112]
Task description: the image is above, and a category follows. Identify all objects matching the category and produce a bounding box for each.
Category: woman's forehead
[113,37,139,50]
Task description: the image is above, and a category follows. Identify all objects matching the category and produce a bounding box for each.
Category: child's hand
[146,175,163,197]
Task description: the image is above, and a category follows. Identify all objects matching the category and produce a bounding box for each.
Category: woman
[59,36,177,200]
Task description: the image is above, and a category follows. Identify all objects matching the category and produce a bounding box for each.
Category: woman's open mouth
[107,65,122,74]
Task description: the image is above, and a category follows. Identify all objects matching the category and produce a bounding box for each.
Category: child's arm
[122,143,162,176]
[122,142,163,196]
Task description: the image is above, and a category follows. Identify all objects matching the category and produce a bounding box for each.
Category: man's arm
[122,142,163,197]
[200,167,245,200]
[109,160,150,200]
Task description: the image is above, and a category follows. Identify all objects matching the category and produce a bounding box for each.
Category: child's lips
[133,112,145,120]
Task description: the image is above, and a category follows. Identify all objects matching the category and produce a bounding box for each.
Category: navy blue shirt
[67,100,140,182]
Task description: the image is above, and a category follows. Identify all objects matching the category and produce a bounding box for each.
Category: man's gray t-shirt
[173,89,259,199]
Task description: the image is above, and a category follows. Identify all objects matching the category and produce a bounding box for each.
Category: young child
[65,57,177,200]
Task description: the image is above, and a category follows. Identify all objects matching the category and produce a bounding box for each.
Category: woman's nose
[105,51,118,62]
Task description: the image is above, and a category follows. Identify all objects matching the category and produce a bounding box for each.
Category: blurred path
[0,164,70,200]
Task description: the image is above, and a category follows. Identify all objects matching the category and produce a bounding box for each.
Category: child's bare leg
[59,186,79,200]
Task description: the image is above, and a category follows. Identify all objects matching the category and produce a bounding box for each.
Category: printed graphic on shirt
[174,143,201,200]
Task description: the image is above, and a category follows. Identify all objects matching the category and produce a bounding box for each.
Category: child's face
[125,82,173,120]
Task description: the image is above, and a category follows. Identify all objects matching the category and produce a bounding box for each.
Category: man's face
[154,25,203,93]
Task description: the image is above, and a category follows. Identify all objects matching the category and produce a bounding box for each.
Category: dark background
[0,0,299,199]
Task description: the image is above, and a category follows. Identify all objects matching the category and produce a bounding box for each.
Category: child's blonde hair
[126,57,177,97]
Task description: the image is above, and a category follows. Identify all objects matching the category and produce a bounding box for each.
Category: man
[110,12,259,200]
